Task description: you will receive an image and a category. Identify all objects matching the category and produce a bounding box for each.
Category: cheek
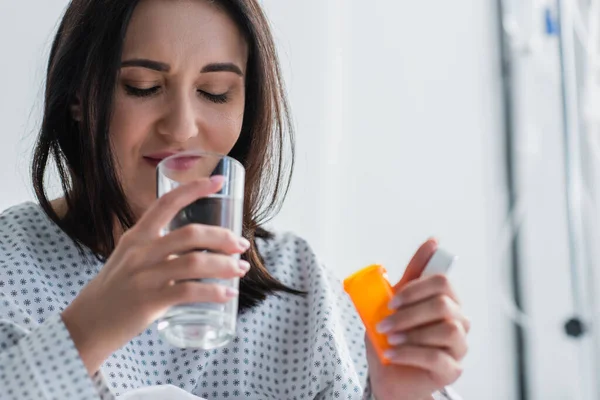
[109,96,154,166]
[202,101,245,154]
[109,95,158,214]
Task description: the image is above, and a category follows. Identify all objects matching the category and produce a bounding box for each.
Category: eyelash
[124,85,229,104]
[124,85,160,98]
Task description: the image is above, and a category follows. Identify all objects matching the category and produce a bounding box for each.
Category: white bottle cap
[422,248,457,276]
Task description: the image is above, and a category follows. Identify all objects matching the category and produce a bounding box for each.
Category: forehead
[122,0,248,70]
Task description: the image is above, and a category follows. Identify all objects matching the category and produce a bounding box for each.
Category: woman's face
[110,0,248,216]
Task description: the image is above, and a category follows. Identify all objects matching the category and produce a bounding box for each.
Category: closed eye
[124,85,228,103]
[198,90,228,104]
[124,85,160,98]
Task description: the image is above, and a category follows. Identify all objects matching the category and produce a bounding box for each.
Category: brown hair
[32,0,304,313]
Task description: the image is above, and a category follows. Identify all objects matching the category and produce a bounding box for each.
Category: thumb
[393,238,438,291]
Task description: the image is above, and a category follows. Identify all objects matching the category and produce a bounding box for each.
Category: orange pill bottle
[343,264,394,365]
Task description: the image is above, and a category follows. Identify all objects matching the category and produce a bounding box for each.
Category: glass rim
[156,149,244,172]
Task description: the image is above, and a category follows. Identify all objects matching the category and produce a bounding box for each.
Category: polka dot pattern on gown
[0,202,458,400]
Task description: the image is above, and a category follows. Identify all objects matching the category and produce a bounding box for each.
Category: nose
[157,91,199,143]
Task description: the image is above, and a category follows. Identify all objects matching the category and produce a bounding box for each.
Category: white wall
[0,1,517,399]
[0,1,65,210]
[264,1,516,399]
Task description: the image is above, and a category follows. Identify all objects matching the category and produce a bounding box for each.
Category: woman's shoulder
[0,201,70,260]
[256,230,338,292]
[256,230,314,263]
[0,202,44,274]
[0,202,47,239]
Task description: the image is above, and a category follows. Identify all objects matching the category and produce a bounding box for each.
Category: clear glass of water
[155,150,245,349]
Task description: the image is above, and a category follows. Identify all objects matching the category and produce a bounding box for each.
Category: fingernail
[383,349,397,360]
[210,175,225,184]
[225,287,239,298]
[238,237,251,250]
[238,260,251,272]
[376,320,393,334]
[387,333,407,346]
[388,296,403,310]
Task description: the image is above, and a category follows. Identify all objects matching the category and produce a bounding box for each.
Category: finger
[390,274,460,309]
[387,321,468,360]
[383,345,463,386]
[149,251,250,282]
[463,316,472,333]
[377,295,462,333]
[394,238,438,290]
[133,177,224,239]
[161,280,238,307]
[143,224,250,265]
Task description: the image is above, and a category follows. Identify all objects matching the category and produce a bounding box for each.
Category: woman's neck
[50,197,126,244]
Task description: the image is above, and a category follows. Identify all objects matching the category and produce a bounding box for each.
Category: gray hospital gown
[0,202,459,399]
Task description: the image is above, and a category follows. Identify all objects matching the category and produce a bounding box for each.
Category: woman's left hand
[367,239,470,400]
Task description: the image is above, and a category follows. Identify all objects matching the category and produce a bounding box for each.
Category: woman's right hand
[61,177,250,375]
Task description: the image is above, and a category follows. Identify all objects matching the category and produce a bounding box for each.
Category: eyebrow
[121,59,170,72]
[201,63,244,76]
[120,59,244,76]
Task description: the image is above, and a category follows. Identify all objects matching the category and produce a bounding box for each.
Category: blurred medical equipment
[497,0,600,398]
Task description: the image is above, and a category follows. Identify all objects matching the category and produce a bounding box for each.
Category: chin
[121,168,158,219]
[123,188,155,220]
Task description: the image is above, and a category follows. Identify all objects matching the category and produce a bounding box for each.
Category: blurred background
[3,0,600,399]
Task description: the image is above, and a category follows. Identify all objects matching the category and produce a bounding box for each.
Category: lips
[143,157,163,167]
[143,153,173,168]
[143,152,201,171]
[161,155,202,171]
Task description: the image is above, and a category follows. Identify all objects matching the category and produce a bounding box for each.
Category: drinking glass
[156,150,245,349]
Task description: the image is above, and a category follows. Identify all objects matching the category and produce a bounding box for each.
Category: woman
[0,0,469,399]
